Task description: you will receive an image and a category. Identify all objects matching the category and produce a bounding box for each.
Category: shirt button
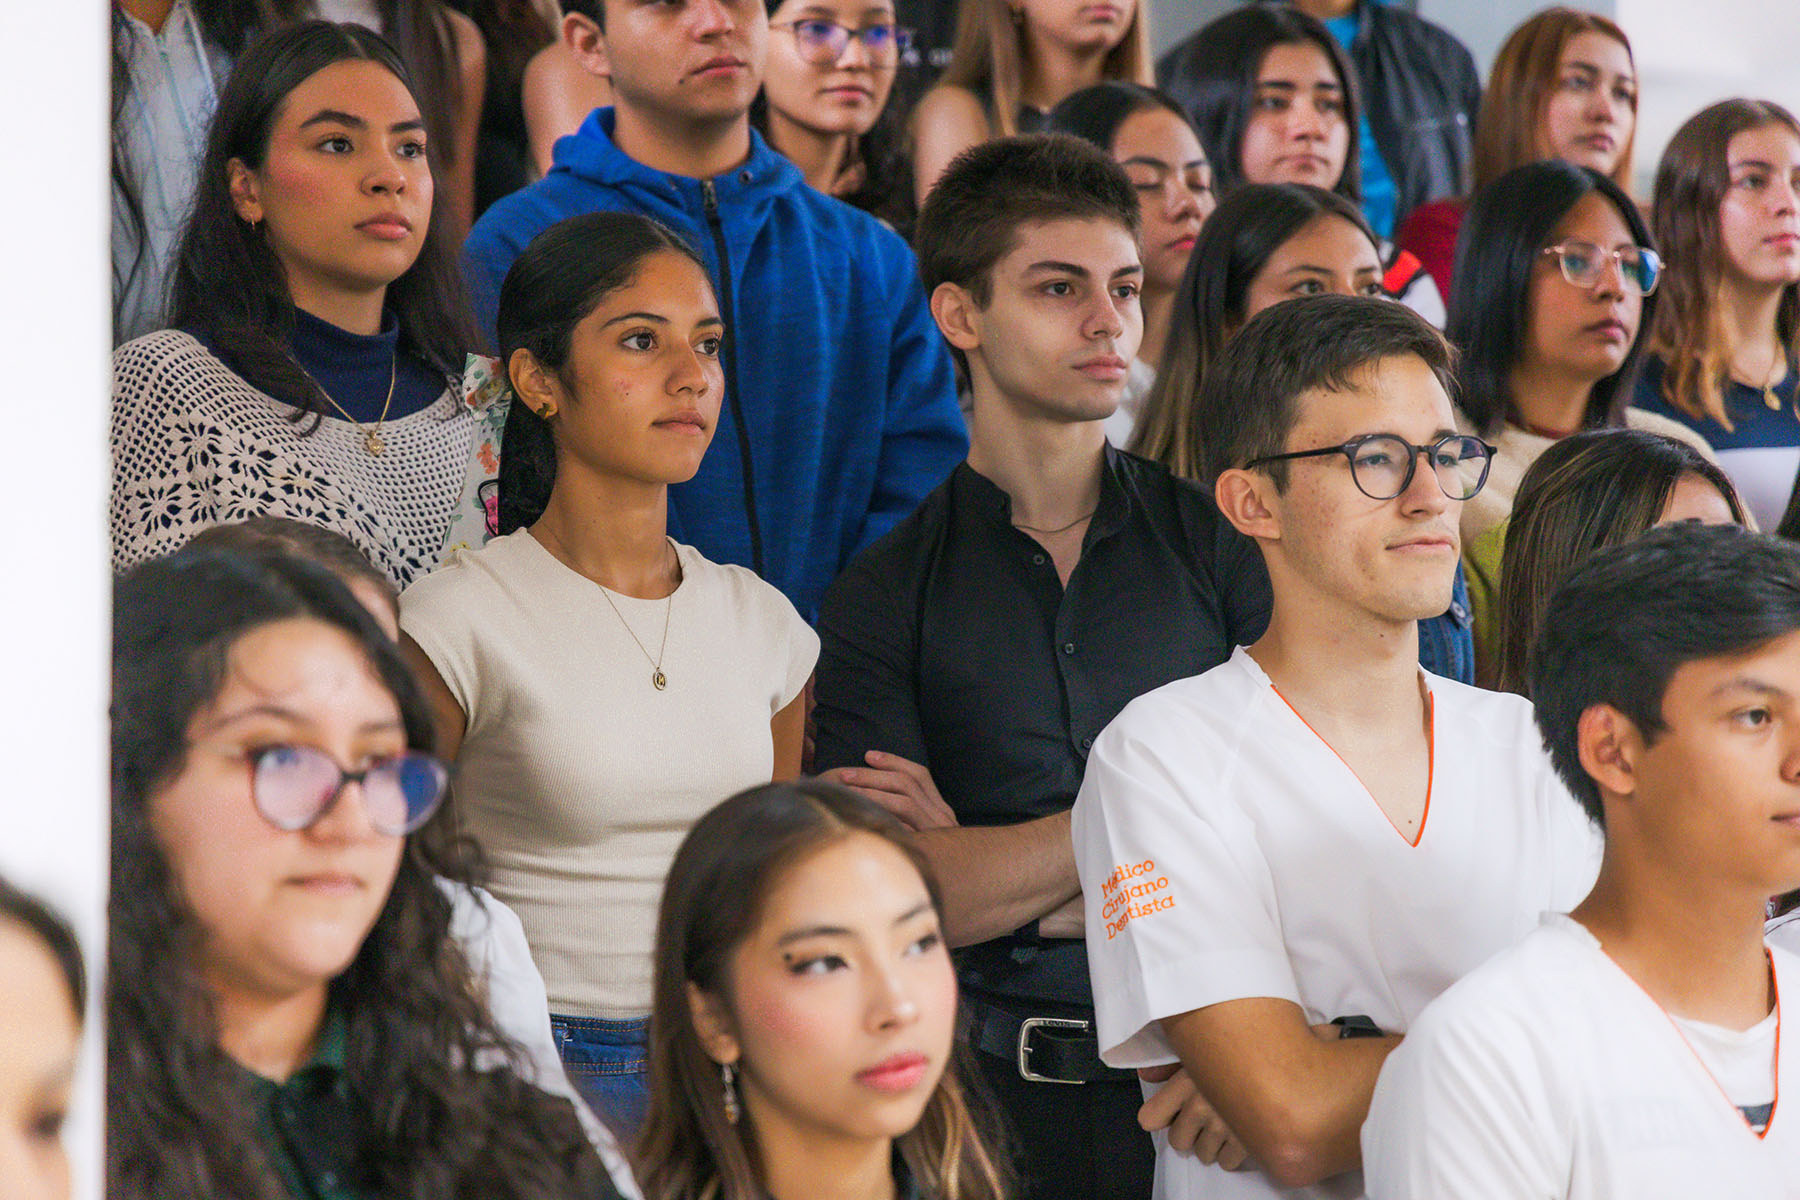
[1032,553,1047,566]
[1062,642,1076,655]
[1080,735,1094,751]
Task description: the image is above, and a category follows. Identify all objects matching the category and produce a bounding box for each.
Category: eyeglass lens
[251,744,448,836]
[792,20,908,63]
[1348,435,1492,501]
[1552,241,1660,294]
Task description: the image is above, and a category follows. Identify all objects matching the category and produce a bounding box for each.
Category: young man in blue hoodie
[464,0,966,621]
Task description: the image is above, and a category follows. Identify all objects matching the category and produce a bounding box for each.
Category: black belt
[962,994,1136,1085]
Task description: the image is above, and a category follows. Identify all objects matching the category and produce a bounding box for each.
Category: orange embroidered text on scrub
[1100,859,1176,940]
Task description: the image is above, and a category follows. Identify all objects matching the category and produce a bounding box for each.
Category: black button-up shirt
[813,448,1273,1007]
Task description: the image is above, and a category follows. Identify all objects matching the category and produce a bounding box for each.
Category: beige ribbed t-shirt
[400,531,818,1018]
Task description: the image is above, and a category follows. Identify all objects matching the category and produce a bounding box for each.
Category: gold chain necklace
[301,356,397,456]
[598,585,673,691]
[1014,508,1098,536]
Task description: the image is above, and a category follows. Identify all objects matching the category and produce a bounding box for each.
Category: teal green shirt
[239,1012,370,1200]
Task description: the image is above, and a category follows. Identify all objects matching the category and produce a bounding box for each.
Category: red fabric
[1396,198,1465,301]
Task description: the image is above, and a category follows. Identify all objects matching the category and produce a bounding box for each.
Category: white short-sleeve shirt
[1363,915,1800,1199]
[1073,647,1601,1200]
[401,531,817,1018]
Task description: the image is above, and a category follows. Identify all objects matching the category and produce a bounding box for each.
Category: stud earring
[721,1061,741,1124]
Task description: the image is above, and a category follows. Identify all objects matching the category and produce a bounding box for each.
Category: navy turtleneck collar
[287,307,448,423]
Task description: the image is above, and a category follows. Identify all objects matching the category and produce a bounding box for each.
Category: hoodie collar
[554,105,801,203]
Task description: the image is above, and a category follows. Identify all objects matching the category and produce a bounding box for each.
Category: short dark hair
[1447,160,1657,437]
[1530,523,1800,827]
[561,0,602,28]
[1156,4,1361,204]
[1046,81,1192,153]
[186,516,397,610]
[914,134,1140,307]
[1195,293,1456,488]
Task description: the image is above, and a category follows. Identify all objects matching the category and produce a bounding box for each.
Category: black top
[813,448,1273,1007]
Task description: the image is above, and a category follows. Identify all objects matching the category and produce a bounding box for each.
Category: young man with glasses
[1364,522,1800,1196]
[812,134,1273,1200]
[464,0,963,621]
[1073,293,1602,1199]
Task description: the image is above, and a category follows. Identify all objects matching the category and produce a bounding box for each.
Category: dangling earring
[721,1061,741,1125]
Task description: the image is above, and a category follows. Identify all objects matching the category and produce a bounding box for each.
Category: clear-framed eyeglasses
[1540,239,1662,296]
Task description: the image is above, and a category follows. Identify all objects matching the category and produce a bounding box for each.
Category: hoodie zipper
[701,176,764,577]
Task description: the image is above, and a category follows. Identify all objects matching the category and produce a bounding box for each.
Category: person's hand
[1136,1064,1252,1170]
[1036,894,1085,939]
[818,752,958,830]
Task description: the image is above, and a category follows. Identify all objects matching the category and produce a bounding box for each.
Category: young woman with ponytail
[398,210,816,1138]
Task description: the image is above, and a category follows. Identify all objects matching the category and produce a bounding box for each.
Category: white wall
[1617,0,1800,195]
[0,6,110,1200]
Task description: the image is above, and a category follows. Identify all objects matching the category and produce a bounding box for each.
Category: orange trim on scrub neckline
[1608,945,1781,1141]
[1268,684,1435,849]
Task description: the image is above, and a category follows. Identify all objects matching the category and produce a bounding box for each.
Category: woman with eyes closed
[1635,99,1800,533]
[399,211,818,1138]
[634,780,1007,1200]
[1447,160,1720,681]
[1397,8,1639,301]
[755,0,915,232]
[111,21,497,590]
[0,879,84,1200]
[1049,81,1214,446]
[1133,180,1477,682]
[910,0,1151,207]
[107,546,619,1200]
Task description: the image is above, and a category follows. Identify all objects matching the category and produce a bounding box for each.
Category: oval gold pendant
[653,670,667,691]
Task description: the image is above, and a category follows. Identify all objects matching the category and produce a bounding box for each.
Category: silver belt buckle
[1016,1016,1091,1084]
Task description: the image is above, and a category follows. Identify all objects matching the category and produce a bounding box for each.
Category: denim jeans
[550,1013,650,1140]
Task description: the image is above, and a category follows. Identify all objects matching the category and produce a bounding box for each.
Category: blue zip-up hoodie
[464,108,967,621]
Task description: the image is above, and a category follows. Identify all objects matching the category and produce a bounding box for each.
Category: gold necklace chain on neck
[298,356,397,455]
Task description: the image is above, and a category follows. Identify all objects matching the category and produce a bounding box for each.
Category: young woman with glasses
[1635,99,1800,532]
[107,546,620,1200]
[1445,158,1719,682]
[756,0,914,231]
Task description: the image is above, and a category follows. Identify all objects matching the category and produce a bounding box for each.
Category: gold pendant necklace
[301,355,398,456]
[598,585,673,690]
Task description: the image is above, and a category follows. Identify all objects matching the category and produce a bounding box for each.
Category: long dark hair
[1157,5,1361,204]
[634,780,1008,1200]
[495,212,708,535]
[1649,98,1800,428]
[167,20,476,420]
[1495,428,1743,695]
[1131,182,1376,478]
[1447,160,1657,437]
[108,547,598,1200]
[0,876,86,1019]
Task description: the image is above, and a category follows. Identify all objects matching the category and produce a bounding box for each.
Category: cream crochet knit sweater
[112,330,494,587]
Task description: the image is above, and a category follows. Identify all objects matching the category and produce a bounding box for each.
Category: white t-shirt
[1073,646,1601,1200]
[1363,915,1800,1199]
[401,531,817,1018]
[444,883,641,1197]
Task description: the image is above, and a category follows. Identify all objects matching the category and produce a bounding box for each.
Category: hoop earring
[721,1061,741,1125]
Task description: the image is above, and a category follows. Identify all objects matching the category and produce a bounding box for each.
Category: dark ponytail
[494,212,706,533]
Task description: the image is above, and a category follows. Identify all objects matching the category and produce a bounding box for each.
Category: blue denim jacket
[1418,563,1475,683]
